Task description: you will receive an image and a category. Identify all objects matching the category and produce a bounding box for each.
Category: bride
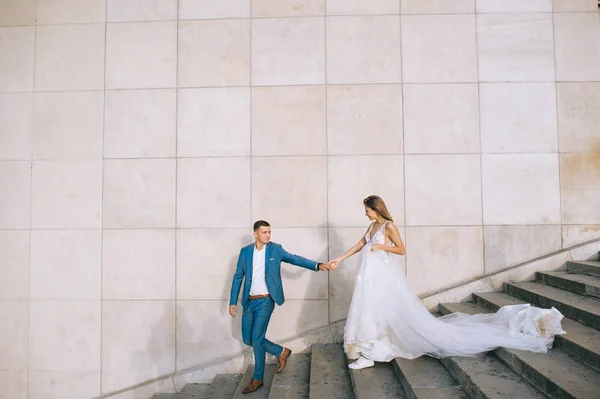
[328,195,566,370]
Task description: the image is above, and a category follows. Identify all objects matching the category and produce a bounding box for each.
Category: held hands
[321,259,340,271]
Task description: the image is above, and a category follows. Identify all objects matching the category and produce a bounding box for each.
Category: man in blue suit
[229,220,330,394]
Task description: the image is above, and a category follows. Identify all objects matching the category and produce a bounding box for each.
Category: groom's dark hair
[253,220,271,231]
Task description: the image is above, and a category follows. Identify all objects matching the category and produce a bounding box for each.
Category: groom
[229,220,331,394]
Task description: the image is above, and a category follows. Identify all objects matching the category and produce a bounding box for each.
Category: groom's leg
[250,297,280,380]
[241,305,253,347]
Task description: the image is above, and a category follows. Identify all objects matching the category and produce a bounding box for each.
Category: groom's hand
[229,305,237,318]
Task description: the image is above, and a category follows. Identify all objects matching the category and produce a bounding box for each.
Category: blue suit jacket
[229,242,319,308]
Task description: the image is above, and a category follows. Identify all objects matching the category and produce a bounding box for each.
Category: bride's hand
[370,244,383,252]
[328,259,340,270]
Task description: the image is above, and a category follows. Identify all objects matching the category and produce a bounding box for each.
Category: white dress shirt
[250,244,269,295]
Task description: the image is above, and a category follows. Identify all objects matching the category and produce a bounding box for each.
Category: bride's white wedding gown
[344,222,566,363]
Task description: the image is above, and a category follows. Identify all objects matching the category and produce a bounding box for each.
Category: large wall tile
[484,225,561,273]
[326,16,401,84]
[103,159,176,228]
[177,158,250,228]
[0,27,34,92]
[326,0,399,14]
[30,301,100,371]
[554,13,600,82]
[482,154,561,224]
[0,231,29,299]
[268,300,328,341]
[102,230,175,300]
[561,153,600,224]
[252,157,327,227]
[31,230,101,300]
[327,85,402,155]
[106,22,176,89]
[31,160,102,229]
[35,25,104,91]
[102,301,175,392]
[179,0,250,19]
[404,84,479,154]
[177,229,250,300]
[33,91,104,160]
[402,15,477,83]
[105,89,176,158]
[252,86,326,156]
[0,0,35,26]
[557,83,600,153]
[176,301,244,370]
[562,225,600,248]
[0,93,32,160]
[405,155,482,226]
[553,0,597,12]
[475,0,551,12]
[402,0,474,13]
[272,228,329,299]
[107,0,177,22]
[0,161,30,229]
[0,300,28,369]
[252,18,325,85]
[29,370,100,399]
[328,155,404,226]
[480,83,558,153]
[254,0,323,17]
[406,226,483,295]
[37,0,106,24]
[477,13,554,82]
[178,88,250,157]
[178,20,250,87]
[0,371,27,399]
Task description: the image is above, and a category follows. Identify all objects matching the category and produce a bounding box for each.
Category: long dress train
[344,222,565,362]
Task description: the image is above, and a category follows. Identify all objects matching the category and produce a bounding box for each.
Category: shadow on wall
[127,305,176,394]
[293,225,330,350]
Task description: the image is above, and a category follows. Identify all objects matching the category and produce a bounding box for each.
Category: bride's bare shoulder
[384,221,399,231]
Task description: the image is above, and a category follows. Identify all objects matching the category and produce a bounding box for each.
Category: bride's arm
[329,226,370,267]
[376,223,405,255]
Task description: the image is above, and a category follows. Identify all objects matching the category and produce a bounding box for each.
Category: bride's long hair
[363,195,394,222]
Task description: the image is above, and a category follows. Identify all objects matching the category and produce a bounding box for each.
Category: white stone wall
[1,1,599,398]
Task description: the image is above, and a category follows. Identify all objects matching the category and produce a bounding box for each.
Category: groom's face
[254,226,271,245]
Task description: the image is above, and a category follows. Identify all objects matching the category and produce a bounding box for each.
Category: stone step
[392,357,467,399]
[152,374,243,399]
[180,382,211,396]
[268,354,310,399]
[347,356,405,399]
[184,374,242,399]
[440,354,546,399]
[567,260,600,277]
[537,271,600,299]
[309,344,354,399]
[495,346,600,399]
[232,364,277,399]
[505,282,600,330]
[473,292,600,370]
[440,302,600,399]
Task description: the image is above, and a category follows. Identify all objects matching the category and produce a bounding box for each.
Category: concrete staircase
[153,259,600,399]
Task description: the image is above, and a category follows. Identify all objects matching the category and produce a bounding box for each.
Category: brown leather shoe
[276,348,292,373]
[242,378,263,394]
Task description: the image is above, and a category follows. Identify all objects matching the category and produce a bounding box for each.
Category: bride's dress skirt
[343,244,566,362]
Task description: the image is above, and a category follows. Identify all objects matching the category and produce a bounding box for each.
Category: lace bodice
[365,222,392,245]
